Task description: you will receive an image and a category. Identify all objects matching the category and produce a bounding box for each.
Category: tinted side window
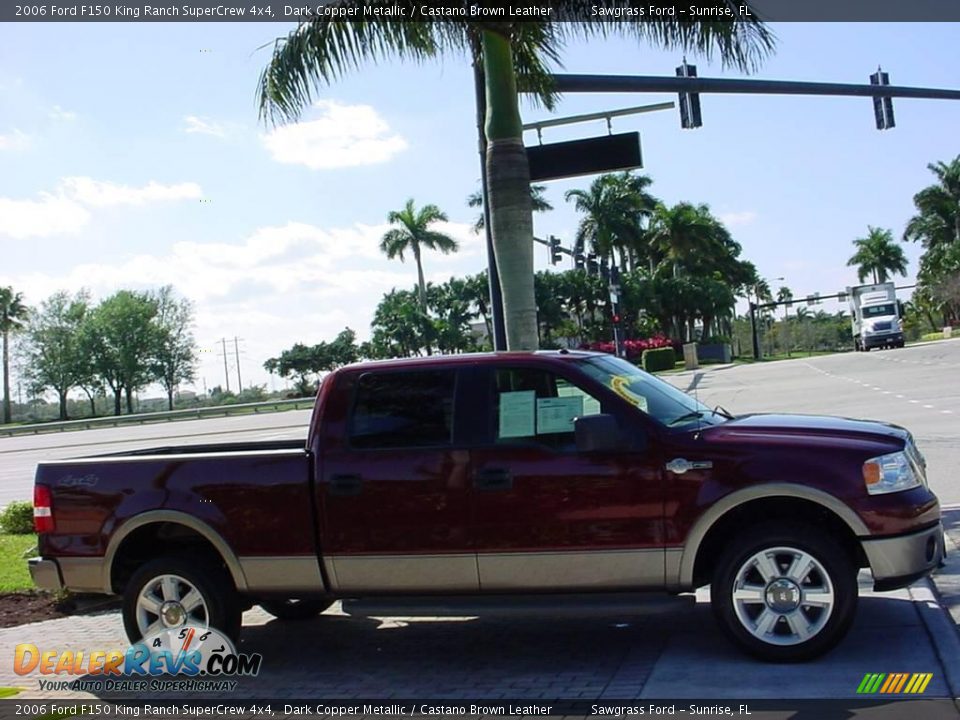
[349,370,456,449]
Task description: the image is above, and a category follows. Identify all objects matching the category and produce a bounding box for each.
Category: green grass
[0,534,38,592]
[0,687,23,698]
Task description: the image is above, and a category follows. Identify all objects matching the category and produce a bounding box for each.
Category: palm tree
[467,184,552,233]
[565,172,658,270]
[257,12,774,350]
[847,226,909,284]
[904,156,960,250]
[648,203,716,277]
[380,198,459,319]
[0,287,29,424]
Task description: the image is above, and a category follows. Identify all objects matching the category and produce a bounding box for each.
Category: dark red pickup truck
[29,351,942,661]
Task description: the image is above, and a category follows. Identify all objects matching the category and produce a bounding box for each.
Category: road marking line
[909,400,920,404]
[896,395,905,398]
[942,410,953,414]
[923,404,934,409]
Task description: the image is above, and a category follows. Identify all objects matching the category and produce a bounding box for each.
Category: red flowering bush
[579,335,675,362]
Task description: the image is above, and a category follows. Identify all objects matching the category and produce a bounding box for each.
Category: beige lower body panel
[478,549,664,590]
[54,557,105,594]
[329,554,479,593]
[238,556,324,593]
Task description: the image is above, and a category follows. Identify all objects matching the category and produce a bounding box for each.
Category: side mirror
[574,414,622,452]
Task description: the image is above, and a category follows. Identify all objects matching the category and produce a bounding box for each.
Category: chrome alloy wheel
[731,546,835,646]
[136,573,209,639]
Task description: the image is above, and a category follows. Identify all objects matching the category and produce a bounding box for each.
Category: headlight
[863,451,920,495]
[863,327,876,335]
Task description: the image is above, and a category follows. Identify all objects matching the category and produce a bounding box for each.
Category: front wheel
[711,523,858,662]
[122,556,241,645]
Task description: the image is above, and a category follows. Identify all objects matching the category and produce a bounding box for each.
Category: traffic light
[548,235,563,265]
[870,67,895,130]
[586,254,599,276]
[610,265,621,286]
[574,252,586,271]
[612,313,621,325]
[676,60,703,129]
[599,260,610,283]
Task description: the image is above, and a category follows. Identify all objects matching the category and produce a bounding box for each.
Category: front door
[470,363,664,591]
[319,367,477,593]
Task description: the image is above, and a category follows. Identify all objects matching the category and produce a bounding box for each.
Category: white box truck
[847,282,905,351]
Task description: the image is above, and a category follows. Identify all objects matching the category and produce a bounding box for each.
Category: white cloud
[0,195,90,239]
[0,129,30,151]
[719,211,758,227]
[58,177,203,207]
[0,178,204,238]
[261,100,407,170]
[183,115,225,138]
[5,218,483,391]
[49,105,76,121]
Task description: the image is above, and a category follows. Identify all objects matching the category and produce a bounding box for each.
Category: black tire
[259,597,330,621]
[122,556,241,645]
[711,522,858,662]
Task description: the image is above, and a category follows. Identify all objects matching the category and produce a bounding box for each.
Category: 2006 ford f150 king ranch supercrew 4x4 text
[28,351,943,661]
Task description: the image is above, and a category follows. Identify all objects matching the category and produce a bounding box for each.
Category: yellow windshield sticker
[611,375,649,413]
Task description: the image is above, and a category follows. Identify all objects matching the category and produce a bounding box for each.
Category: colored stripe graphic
[857,673,932,694]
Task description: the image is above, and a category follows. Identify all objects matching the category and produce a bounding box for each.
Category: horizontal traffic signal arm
[548,74,960,101]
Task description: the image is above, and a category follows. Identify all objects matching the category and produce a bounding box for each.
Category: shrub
[641,346,676,373]
[580,335,674,362]
[0,501,34,535]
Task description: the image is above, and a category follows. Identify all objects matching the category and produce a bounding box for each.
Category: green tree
[565,172,658,270]
[368,288,434,358]
[21,290,90,421]
[847,226,908,284]
[0,287,29,424]
[380,198,459,324]
[904,156,960,250]
[151,286,198,411]
[258,12,774,351]
[648,203,716,278]
[84,291,161,415]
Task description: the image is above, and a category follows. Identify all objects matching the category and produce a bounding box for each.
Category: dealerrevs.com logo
[14,626,262,693]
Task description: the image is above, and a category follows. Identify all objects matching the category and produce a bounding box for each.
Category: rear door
[318,366,477,592]
[469,362,664,591]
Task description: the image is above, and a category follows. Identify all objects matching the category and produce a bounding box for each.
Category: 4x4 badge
[666,458,713,475]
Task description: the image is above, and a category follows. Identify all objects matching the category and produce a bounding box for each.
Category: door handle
[473,468,513,491]
[328,473,362,496]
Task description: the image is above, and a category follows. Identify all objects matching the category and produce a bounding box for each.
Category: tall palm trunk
[1,330,10,424]
[482,31,537,351]
[412,247,432,356]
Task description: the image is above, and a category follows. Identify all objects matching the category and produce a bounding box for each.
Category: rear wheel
[711,523,858,662]
[122,556,241,645]
[259,597,330,621]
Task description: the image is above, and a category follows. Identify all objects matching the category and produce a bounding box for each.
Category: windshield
[863,303,896,318]
[577,355,726,428]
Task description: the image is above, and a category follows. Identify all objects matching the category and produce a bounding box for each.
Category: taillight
[33,485,54,533]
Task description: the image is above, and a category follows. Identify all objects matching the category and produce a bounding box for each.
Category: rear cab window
[348,369,456,449]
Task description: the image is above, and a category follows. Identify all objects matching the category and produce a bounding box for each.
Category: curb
[914,510,960,701]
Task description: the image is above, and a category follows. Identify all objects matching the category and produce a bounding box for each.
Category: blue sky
[1,22,958,395]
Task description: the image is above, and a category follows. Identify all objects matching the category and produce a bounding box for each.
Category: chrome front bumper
[862,523,944,591]
[28,557,64,591]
